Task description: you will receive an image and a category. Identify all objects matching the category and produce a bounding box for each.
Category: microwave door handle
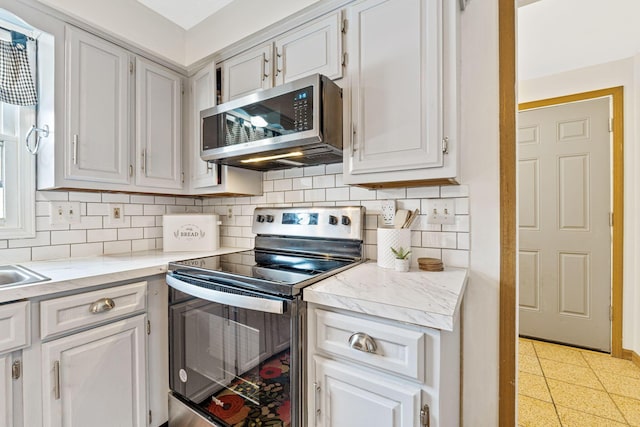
[166,275,284,314]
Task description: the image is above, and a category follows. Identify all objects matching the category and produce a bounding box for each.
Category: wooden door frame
[498,1,625,424]
[518,87,624,358]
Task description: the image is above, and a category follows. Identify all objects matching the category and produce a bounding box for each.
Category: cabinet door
[65,26,131,184]
[41,315,147,427]
[274,12,343,86]
[0,353,12,427]
[311,356,422,427]
[135,58,183,190]
[345,0,444,178]
[189,61,218,189]
[222,43,273,102]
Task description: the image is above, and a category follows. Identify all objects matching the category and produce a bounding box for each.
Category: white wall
[518,0,640,81]
[459,0,501,424]
[185,0,320,65]
[34,0,187,64]
[519,57,640,355]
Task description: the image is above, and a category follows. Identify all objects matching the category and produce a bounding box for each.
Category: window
[0,100,35,238]
[0,11,38,239]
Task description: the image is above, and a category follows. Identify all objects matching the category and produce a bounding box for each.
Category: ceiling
[136,0,236,29]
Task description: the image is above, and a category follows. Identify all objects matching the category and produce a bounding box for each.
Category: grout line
[529,340,563,425]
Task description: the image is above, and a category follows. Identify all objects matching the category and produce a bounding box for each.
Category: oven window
[170,296,293,426]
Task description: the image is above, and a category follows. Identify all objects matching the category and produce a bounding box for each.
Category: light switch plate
[426,199,456,225]
[49,201,80,225]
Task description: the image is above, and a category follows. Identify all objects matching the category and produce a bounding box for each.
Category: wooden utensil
[394,209,409,228]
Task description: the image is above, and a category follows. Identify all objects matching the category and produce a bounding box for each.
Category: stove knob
[266,215,274,223]
[341,216,351,226]
[256,214,265,223]
[328,215,338,225]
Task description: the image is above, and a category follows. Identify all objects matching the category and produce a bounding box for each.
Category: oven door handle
[166,275,285,314]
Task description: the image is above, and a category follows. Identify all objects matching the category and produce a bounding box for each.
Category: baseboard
[622,348,640,369]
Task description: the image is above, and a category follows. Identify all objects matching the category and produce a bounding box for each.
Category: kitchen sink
[0,265,50,287]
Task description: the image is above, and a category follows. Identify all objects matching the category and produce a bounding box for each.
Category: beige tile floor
[518,337,640,426]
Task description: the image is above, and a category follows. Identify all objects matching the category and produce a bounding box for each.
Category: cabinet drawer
[313,308,426,381]
[40,281,147,339]
[0,301,29,353]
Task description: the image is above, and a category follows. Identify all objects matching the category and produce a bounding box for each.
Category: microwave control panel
[293,87,313,131]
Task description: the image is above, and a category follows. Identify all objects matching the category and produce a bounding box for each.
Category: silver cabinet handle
[313,381,321,417]
[53,360,60,400]
[141,149,147,173]
[275,47,282,77]
[262,52,269,81]
[72,134,78,164]
[350,123,358,156]
[348,332,377,354]
[89,297,115,314]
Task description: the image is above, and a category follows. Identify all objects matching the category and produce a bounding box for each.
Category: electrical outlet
[227,207,233,219]
[49,202,81,225]
[426,199,456,225]
[106,203,125,226]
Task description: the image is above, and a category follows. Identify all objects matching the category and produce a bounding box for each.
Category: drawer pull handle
[89,298,115,313]
[348,332,377,354]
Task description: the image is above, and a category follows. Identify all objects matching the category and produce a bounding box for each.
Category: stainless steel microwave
[200,74,343,171]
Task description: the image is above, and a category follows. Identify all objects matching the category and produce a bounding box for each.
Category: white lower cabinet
[1,353,14,427]
[307,304,460,427]
[41,314,147,427]
[313,356,424,427]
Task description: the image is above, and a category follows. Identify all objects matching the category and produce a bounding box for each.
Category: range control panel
[252,207,364,240]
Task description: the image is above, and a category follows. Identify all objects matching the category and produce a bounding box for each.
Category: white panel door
[346,0,443,175]
[311,356,422,427]
[135,57,183,190]
[518,97,611,351]
[274,12,343,86]
[41,315,147,427]
[222,44,273,102]
[65,26,130,184]
[190,61,218,189]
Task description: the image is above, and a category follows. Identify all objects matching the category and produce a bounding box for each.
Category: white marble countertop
[303,261,468,331]
[0,247,244,303]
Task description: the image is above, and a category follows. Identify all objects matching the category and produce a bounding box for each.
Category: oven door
[167,274,301,427]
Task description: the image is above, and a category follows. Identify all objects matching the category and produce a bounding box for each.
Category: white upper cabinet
[343,0,458,187]
[187,62,263,195]
[221,12,344,102]
[135,57,183,190]
[222,43,273,102]
[274,11,343,86]
[65,26,131,185]
[189,61,217,189]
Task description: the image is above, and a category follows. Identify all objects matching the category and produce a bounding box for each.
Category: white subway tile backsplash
[9,231,51,248]
[124,204,144,216]
[69,191,101,202]
[284,168,304,178]
[303,165,325,176]
[265,170,285,180]
[273,179,293,191]
[2,169,471,264]
[71,242,103,258]
[102,193,130,203]
[143,205,165,216]
[325,163,343,174]
[87,229,117,243]
[313,175,335,188]
[51,230,86,245]
[104,240,132,254]
[132,239,156,252]
[131,195,154,204]
[292,177,313,190]
[440,185,469,198]
[32,245,70,261]
[285,191,304,203]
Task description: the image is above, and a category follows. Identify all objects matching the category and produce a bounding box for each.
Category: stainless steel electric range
[166,206,365,427]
